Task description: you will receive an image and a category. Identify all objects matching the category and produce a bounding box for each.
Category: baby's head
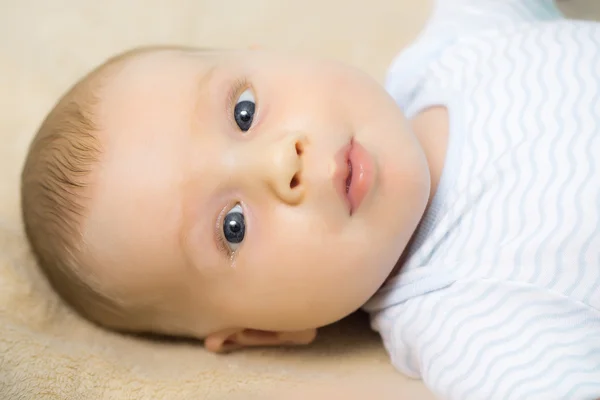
[21,46,430,352]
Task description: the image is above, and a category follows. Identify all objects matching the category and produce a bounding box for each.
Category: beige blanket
[1,1,596,399]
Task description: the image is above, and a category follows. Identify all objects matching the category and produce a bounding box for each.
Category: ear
[204,328,317,353]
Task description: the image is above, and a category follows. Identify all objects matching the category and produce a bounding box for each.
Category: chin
[336,279,390,319]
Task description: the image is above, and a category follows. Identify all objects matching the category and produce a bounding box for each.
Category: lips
[345,159,353,194]
[334,138,375,215]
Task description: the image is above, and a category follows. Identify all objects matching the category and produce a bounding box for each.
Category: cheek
[232,207,400,328]
[246,208,388,293]
[261,68,349,127]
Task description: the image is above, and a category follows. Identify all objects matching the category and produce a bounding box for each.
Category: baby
[20,0,600,399]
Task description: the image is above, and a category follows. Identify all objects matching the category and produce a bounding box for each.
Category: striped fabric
[363,1,600,399]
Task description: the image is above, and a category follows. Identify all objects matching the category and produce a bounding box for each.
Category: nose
[254,133,307,205]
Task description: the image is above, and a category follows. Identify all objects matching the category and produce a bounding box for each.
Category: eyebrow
[193,59,219,110]
[196,63,218,99]
[190,60,221,129]
[178,62,220,272]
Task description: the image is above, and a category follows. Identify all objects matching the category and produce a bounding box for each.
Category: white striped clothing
[363,1,600,399]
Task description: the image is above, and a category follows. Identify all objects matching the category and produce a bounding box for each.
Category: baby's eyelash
[226,77,251,111]
[215,233,230,257]
[214,205,239,262]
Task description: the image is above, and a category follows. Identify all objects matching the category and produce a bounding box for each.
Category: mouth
[334,138,375,215]
[345,159,353,195]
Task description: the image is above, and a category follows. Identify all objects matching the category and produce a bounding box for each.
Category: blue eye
[234,89,255,132]
[223,204,245,250]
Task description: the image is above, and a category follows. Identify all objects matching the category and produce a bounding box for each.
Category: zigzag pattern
[366,2,600,398]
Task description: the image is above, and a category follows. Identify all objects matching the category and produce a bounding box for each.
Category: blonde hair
[21,48,154,331]
[22,46,214,336]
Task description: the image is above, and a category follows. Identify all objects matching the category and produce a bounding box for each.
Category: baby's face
[84,48,430,336]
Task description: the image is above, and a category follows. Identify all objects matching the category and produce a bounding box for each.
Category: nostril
[290,173,300,189]
[295,141,303,155]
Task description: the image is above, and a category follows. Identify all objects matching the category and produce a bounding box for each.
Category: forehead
[103,50,215,118]
[82,51,216,288]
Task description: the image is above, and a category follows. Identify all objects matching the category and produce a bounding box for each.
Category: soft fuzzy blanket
[1,0,595,398]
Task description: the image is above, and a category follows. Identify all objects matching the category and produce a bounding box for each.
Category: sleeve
[384,0,564,111]
[376,279,600,400]
[426,0,564,36]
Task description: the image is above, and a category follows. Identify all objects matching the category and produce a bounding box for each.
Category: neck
[411,105,449,204]
[388,106,450,279]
